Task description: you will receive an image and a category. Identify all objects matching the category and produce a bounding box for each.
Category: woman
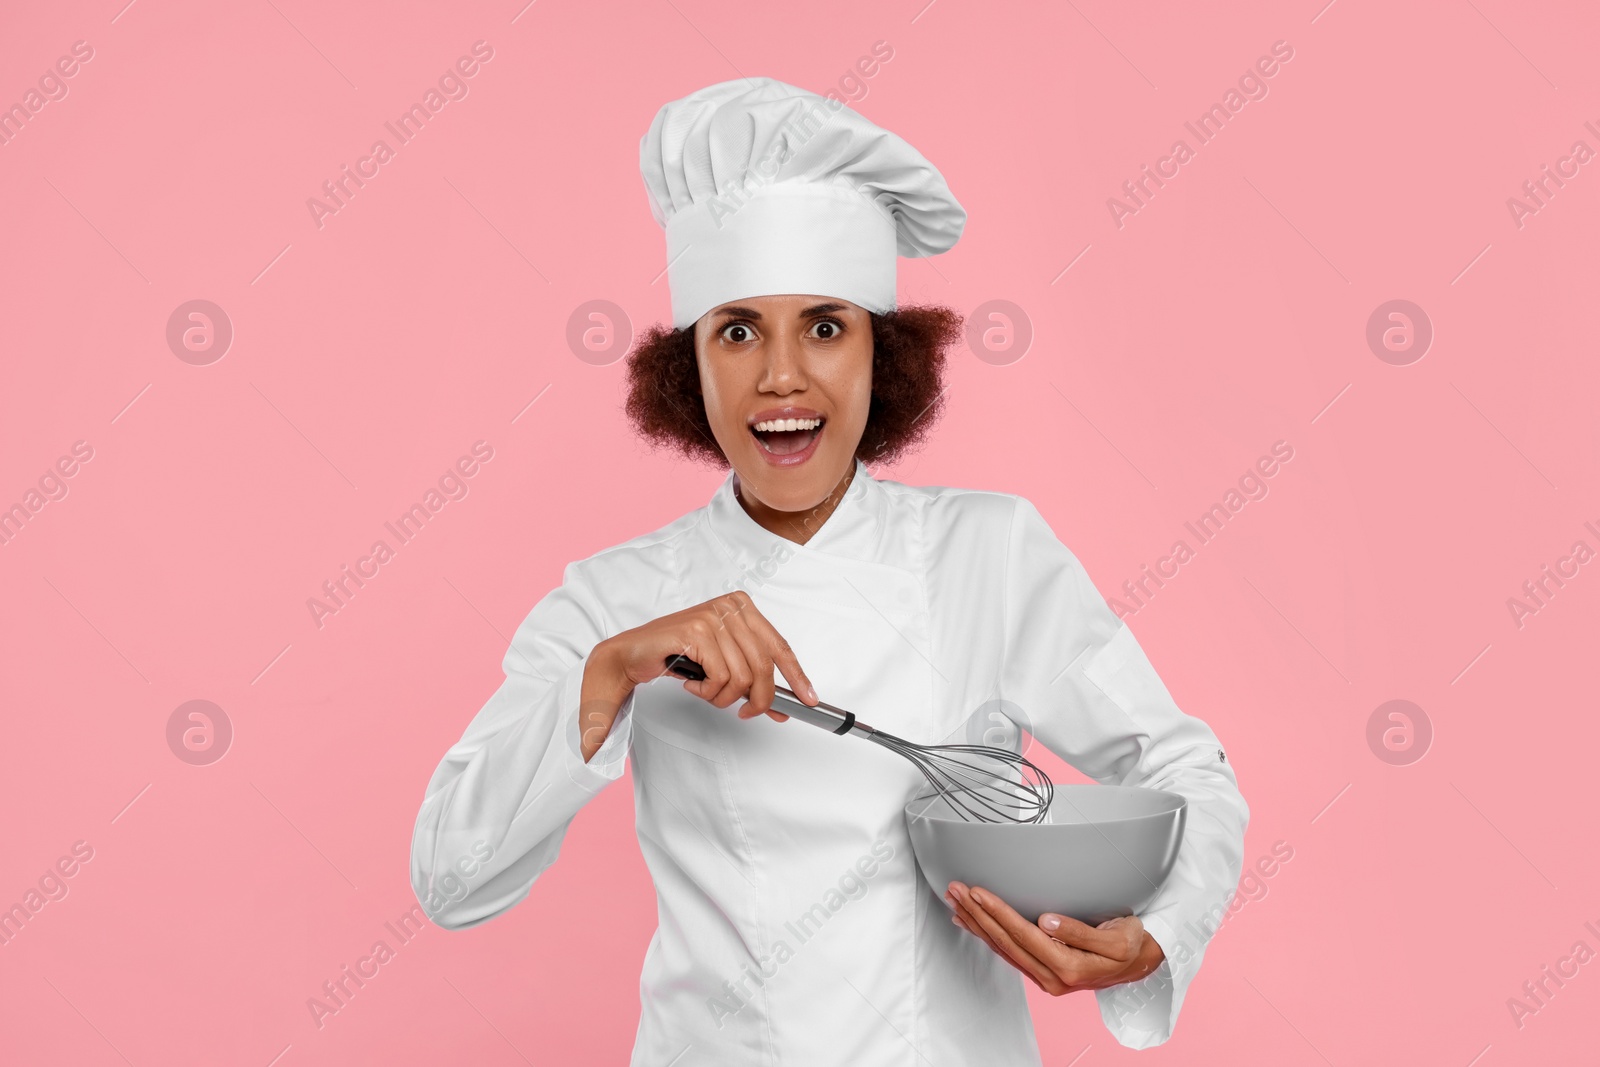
[411,77,1248,1065]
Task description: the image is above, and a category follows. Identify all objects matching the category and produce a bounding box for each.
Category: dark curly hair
[624,305,963,468]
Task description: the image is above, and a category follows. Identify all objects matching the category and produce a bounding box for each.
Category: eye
[809,319,843,340]
[719,321,757,344]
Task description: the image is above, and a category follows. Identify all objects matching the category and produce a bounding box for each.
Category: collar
[705,459,888,568]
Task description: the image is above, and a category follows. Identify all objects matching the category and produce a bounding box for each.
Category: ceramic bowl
[905,785,1187,925]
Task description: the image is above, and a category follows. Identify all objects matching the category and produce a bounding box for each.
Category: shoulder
[561,505,710,590]
[875,477,1032,536]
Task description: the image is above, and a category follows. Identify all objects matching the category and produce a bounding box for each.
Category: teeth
[752,417,822,432]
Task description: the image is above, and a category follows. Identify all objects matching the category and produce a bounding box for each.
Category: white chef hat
[640,76,966,329]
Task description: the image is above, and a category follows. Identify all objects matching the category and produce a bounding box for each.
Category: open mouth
[749,415,825,457]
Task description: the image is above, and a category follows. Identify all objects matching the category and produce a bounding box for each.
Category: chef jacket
[411,460,1249,1065]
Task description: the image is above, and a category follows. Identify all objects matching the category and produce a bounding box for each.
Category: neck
[736,463,858,545]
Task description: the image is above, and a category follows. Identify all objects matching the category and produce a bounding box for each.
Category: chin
[734,451,853,514]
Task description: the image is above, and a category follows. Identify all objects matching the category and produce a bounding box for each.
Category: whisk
[663,655,1054,825]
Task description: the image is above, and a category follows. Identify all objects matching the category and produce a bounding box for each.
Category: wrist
[1132,930,1166,981]
[583,637,633,705]
[577,641,633,763]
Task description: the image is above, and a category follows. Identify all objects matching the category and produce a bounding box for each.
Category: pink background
[2,1,1597,1063]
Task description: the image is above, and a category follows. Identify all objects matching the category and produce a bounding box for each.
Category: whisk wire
[872,733,1054,825]
[660,655,1055,825]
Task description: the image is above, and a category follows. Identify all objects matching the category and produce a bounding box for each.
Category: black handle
[661,654,865,737]
[663,654,707,682]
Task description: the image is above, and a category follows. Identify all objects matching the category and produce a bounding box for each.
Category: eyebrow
[712,301,850,321]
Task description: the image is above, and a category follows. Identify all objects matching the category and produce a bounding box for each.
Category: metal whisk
[664,655,1054,825]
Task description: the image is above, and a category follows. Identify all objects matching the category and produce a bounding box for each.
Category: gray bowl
[905,785,1188,926]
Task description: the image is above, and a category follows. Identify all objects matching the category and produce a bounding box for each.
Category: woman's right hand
[579,591,818,761]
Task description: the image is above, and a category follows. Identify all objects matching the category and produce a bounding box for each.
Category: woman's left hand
[945,881,1166,996]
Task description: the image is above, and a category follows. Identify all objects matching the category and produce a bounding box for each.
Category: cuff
[1094,910,1187,1048]
[559,652,635,789]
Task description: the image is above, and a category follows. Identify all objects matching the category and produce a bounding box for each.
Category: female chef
[411,77,1248,1065]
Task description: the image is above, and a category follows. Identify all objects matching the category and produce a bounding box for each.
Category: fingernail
[1040,914,1061,932]
[806,682,818,702]
[943,892,954,907]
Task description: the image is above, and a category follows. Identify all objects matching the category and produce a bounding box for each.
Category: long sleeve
[409,559,634,930]
[998,497,1249,1048]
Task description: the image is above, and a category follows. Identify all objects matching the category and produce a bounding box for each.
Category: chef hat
[640,77,966,329]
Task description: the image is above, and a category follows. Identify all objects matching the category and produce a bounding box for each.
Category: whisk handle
[770,687,871,736]
[661,655,872,738]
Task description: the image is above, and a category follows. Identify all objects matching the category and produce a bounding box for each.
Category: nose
[757,326,808,395]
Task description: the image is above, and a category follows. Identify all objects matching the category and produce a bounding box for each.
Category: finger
[675,618,736,705]
[740,604,816,704]
[945,884,993,945]
[672,630,729,703]
[945,886,1006,958]
[704,623,753,709]
[958,886,1068,993]
[720,609,776,719]
[1037,911,1143,963]
[951,884,1043,974]
[973,888,1136,976]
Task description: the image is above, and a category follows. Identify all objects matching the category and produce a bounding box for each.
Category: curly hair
[623,304,964,468]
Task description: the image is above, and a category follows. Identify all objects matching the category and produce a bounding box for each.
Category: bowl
[905,785,1188,926]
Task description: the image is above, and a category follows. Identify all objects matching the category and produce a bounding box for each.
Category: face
[694,294,874,514]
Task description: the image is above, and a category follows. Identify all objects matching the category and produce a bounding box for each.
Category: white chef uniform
[410,461,1249,1064]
